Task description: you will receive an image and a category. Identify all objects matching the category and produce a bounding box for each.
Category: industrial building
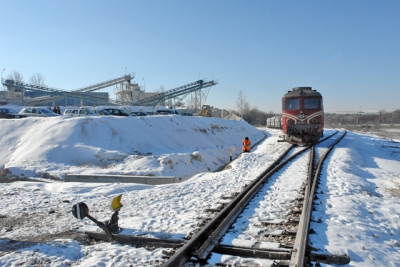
[1,72,218,110]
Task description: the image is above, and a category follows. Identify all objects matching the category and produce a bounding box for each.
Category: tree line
[5,70,46,86]
[235,90,400,127]
[5,75,398,126]
[325,110,400,126]
[235,90,276,126]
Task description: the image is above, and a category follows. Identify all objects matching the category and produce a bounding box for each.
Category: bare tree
[30,73,46,86]
[7,70,24,83]
[175,102,185,108]
[186,98,192,109]
[243,101,250,117]
[236,90,249,118]
[155,85,165,93]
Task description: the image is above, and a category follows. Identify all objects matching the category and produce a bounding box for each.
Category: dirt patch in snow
[0,229,92,257]
[0,212,96,257]
[387,186,400,198]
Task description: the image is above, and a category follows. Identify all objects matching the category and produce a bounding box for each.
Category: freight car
[266,116,282,129]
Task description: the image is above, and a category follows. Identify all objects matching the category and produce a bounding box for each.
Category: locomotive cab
[282,87,324,144]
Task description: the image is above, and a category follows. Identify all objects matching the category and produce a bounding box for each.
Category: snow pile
[0,114,264,181]
[0,115,399,266]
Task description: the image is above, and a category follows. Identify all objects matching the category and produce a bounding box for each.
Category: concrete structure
[114,82,159,104]
[1,74,218,109]
[1,73,134,106]
[0,91,7,103]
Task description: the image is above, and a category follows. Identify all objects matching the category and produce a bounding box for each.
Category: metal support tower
[73,74,133,92]
[189,84,211,110]
[2,79,130,106]
[135,79,218,107]
[1,73,134,106]
[1,74,218,108]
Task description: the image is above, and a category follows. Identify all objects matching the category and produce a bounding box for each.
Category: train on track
[266,87,324,144]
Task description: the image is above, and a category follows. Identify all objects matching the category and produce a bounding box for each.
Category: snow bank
[0,115,264,181]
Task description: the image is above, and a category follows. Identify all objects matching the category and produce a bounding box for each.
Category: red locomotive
[281,87,324,144]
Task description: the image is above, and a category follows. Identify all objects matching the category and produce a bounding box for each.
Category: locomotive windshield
[304,98,319,109]
[285,98,299,110]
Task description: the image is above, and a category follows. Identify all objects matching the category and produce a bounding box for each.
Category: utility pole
[1,68,4,88]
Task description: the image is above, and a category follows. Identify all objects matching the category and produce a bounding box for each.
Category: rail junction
[84,131,350,267]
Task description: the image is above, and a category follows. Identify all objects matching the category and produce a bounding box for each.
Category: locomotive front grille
[287,125,320,136]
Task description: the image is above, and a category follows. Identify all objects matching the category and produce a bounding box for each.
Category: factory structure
[0,72,218,111]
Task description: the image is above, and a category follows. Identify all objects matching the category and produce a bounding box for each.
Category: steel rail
[70,131,340,266]
[161,144,295,267]
[290,131,347,267]
[195,147,312,260]
[162,131,341,267]
[289,145,315,267]
[197,131,340,263]
[84,231,183,248]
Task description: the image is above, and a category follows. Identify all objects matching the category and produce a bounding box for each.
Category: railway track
[160,130,349,267]
[84,131,349,266]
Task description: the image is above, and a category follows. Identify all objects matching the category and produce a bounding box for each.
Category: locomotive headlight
[311,128,318,135]
[288,119,294,124]
[311,118,318,123]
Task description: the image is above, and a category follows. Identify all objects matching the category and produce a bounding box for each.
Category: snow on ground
[310,132,400,267]
[0,112,264,181]
[0,112,400,267]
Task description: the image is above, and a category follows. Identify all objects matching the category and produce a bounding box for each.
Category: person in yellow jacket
[242,137,251,152]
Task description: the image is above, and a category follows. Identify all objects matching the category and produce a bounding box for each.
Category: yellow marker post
[110,194,123,212]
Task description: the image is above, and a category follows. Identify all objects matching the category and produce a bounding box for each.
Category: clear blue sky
[1,1,399,113]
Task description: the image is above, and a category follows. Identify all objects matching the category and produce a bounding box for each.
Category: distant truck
[200,105,212,117]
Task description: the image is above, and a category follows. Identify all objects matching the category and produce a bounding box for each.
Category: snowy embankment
[0,115,264,181]
[0,121,399,266]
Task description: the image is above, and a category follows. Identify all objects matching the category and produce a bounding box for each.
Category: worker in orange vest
[242,137,251,153]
